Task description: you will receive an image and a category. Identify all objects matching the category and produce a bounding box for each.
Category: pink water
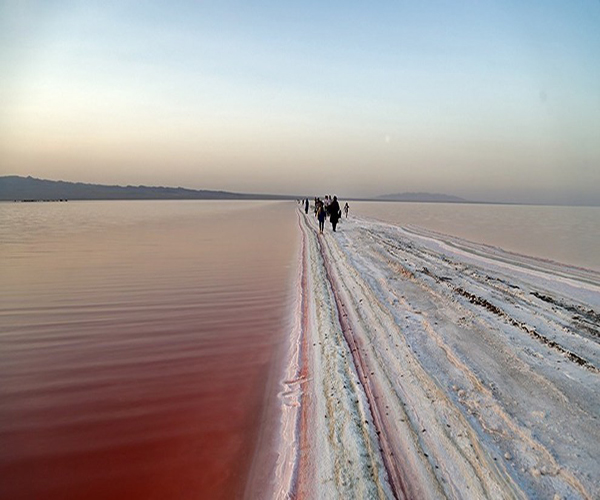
[0,201,298,499]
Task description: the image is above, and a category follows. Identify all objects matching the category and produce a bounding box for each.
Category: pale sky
[1,1,599,203]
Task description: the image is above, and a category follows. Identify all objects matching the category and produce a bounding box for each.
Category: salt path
[268,208,600,500]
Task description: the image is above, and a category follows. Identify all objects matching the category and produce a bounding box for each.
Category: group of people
[301,196,350,234]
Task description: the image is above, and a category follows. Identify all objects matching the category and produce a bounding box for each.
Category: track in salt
[318,234,410,499]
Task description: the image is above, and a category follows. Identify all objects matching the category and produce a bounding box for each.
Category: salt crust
[272,211,599,500]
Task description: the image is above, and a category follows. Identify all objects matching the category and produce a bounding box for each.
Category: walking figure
[343,202,349,218]
[317,202,327,233]
[329,196,341,232]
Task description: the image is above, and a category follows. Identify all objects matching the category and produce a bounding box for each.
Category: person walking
[343,202,349,218]
[317,202,327,233]
[304,198,309,214]
[329,196,341,232]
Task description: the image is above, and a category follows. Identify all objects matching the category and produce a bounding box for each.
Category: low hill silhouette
[0,176,297,201]
[377,192,467,202]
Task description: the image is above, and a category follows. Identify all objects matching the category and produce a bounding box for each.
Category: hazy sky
[2,1,599,203]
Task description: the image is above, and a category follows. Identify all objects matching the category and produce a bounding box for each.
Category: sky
[1,1,599,204]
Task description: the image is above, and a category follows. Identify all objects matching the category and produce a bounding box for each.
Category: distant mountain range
[376,192,467,202]
[0,176,297,201]
[0,176,469,204]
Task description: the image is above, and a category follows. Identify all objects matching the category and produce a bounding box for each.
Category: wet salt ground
[0,201,298,500]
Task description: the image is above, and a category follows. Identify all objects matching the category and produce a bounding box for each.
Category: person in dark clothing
[317,202,326,233]
[329,196,341,232]
[343,202,349,218]
[304,198,309,214]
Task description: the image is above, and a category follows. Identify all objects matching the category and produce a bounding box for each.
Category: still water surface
[0,200,298,500]
[352,202,600,271]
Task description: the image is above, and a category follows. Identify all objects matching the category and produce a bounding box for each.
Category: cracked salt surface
[273,210,599,500]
